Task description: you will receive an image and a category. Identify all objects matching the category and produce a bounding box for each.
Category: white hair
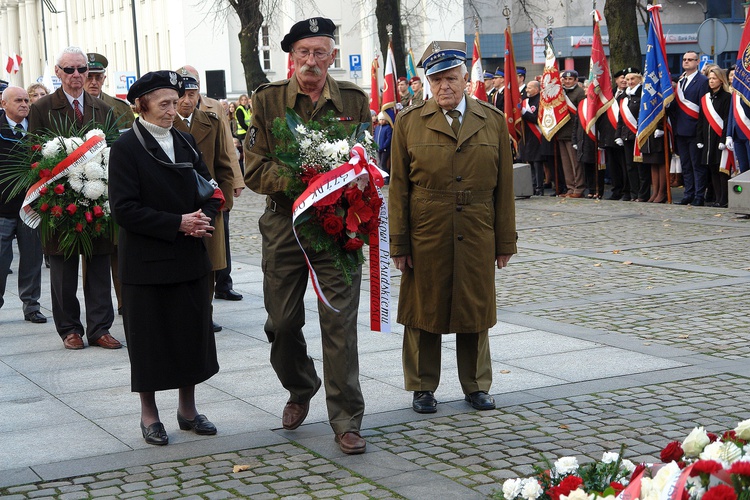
[56,46,86,66]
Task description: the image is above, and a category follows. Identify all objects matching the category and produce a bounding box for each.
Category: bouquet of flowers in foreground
[495,419,750,500]
[271,108,383,285]
[4,128,114,258]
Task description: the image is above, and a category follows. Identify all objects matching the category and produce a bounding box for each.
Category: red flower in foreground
[31,144,42,152]
[50,205,63,218]
[39,203,50,212]
[630,463,647,482]
[321,214,344,236]
[39,169,52,179]
[343,237,364,251]
[84,211,93,223]
[690,460,724,477]
[548,475,583,500]
[702,484,737,500]
[75,223,84,233]
[39,186,49,195]
[609,482,625,495]
[31,161,39,169]
[661,441,685,463]
[728,461,750,476]
[94,223,103,233]
[345,198,374,232]
[92,205,104,218]
[65,203,77,216]
[708,432,720,443]
[53,184,65,195]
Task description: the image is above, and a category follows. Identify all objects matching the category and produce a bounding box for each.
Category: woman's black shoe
[141,421,168,445]
[177,413,217,435]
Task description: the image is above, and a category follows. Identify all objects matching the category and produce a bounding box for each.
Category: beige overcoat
[389,96,517,334]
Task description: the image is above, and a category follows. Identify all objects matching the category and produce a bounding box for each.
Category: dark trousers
[637,163,651,201]
[624,140,640,199]
[259,209,364,435]
[530,161,545,192]
[710,164,729,206]
[49,253,114,342]
[676,135,699,200]
[607,146,629,198]
[214,211,233,294]
[735,138,750,173]
[0,217,42,314]
[584,162,605,197]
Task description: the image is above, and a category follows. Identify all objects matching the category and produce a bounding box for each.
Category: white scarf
[140,118,176,162]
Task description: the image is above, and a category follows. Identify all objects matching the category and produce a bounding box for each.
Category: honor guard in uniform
[84,53,135,131]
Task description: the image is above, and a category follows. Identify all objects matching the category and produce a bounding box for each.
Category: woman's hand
[180,210,214,238]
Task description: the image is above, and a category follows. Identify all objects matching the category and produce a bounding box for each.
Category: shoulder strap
[131,119,199,169]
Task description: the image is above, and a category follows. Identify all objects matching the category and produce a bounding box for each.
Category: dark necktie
[183,118,190,128]
[680,78,687,91]
[73,99,84,126]
[14,124,24,139]
[447,109,461,137]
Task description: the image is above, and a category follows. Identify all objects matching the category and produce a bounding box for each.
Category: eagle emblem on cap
[432,41,441,53]
[309,18,319,33]
[169,72,177,85]
[89,54,95,62]
[180,68,188,76]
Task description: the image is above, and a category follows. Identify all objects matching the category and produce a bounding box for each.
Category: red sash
[701,93,724,137]
[621,96,638,135]
[522,99,542,142]
[565,93,577,115]
[676,78,700,119]
[578,100,595,140]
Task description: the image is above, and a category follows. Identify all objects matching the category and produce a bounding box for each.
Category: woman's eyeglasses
[58,66,88,74]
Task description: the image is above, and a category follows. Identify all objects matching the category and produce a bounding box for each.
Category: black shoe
[24,311,47,323]
[214,289,243,301]
[621,196,632,201]
[412,391,437,413]
[679,197,694,205]
[607,194,622,200]
[177,413,217,435]
[212,322,223,332]
[691,199,704,207]
[141,421,168,445]
[464,391,496,410]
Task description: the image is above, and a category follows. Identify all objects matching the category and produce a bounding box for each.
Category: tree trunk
[228,0,269,93]
[376,0,407,78]
[604,0,642,75]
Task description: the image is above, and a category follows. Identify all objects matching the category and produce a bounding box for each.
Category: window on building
[333,25,341,69]
[261,25,271,71]
[707,0,744,21]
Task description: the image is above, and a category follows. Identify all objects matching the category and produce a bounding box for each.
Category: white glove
[726,136,735,151]
[572,144,578,150]
[615,138,624,146]
[654,129,664,138]
[697,143,704,148]
[718,143,726,151]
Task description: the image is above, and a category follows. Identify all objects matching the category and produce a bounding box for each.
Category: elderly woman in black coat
[108,71,223,445]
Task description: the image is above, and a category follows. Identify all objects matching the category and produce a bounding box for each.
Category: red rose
[31,161,39,169]
[630,463,647,483]
[343,237,364,251]
[65,203,77,215]
[39,186,49,195]
[39,202,50,212]
[660,441,684,463]
[345,186,363,205]
[85,211,93,223]
[75,223,84,233]
[94,223,103,233]
[728,461,750,476]
[547,475,584,500]
[53,184,65,195]
[321,214,344,235]
[708,432,720,443]
[317,189,344,206]
[32,144,42,151]
[50,205,63,218]
[92,205,104,218]
[690,460,724,477]
[702,484,737,500]
[39,169,52,179]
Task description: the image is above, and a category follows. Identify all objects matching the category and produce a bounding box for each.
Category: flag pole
[663,115,672,203]
[545,14,561,196]
[592,0,600,198]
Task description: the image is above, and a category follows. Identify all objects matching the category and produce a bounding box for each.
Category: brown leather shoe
[282,378,321,430]
[90,333,123,349]
[567,193,584,198]
[335,431,366,455]
[63,333,84,350]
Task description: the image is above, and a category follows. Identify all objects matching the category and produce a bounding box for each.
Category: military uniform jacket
[174,108,236,271]
[200,95,244,195]
[28,88,115,255]
[556,85,585,141]
[244,74,371,214]
[389,96,518,334]
[99,92,135,131]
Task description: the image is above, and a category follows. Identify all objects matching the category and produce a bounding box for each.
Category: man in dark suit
[28,46,122,350]
[0,86,46,324]
[671,51,709,205]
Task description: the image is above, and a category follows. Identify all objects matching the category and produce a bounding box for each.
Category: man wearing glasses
[84,53,135,132]
[670,50,709,206]
[244,17,370,455]
[28,46,121,351]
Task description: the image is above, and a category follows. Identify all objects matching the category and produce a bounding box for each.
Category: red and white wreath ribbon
[291,144,391,332]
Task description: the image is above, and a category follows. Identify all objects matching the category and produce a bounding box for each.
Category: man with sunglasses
[28,46,121,351]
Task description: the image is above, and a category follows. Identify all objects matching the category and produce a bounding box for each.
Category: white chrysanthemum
[554,456,579,476]
[320,142,340,159]
[699,441,743,465]
[299,138,313,150]
[101,147,110,164]
[520,479,543,500]
[364,130,373,142]
[295,124,307,135]
[560,489,591,500]
[310,131,324,141]
[335,139,350,156]
[502,478,523,500]
[42,139,63,158]
[601,452,619,464]
[63,137,84,154]
[85,129,106,140]
[67,163,86,178]
[103,200,110,215]
[68,173,85,192]
[82,179,106,200]
[84,162,105,180]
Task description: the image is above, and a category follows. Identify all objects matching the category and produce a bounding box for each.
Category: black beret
[281,18,336,53]
[127,70,184,104]
[615,67,641,78]
[561,70,578,78]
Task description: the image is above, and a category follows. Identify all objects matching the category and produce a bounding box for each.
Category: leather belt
[266,196,292,217]
[411,184,493,205]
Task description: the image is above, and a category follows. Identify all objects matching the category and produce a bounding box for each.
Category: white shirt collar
[682,70,698,88]
[63,90,84,108]
[6,116,28,131]
[177,112,193,126]
[442,95,467,123]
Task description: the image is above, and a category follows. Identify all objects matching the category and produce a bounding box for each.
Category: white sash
[676,79,700,119]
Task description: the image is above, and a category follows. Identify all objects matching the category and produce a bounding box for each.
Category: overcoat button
[457,235,464,241]
[456,147,462,152]
[456,176,462,182]
[456,206,463,212]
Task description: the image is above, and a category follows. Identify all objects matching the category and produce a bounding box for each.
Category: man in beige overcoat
[389,41,517,414]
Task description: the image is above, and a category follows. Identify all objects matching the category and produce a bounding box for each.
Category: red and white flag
[286,53,294,79]
[539,33,569,140]
[584,10,615,137]
[470,31,487,101]
[504,25,523,145]
[381,42,398,126]
[370,56,380,115]
[6,53,21,74]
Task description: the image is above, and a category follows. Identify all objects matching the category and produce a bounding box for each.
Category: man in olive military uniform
[244,17,370,455]
[389,41,517,415]
[84,53,135,131]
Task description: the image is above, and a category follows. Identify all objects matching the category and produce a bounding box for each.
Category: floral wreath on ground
[2,123,118,258]
[494,419,750,500]
[270,108,381,285]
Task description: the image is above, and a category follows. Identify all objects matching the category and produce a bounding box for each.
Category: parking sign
[349,54,362,79]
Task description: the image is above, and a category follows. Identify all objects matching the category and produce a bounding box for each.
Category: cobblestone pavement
[3,189,750,499]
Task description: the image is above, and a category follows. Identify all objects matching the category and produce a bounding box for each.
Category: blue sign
[699,54,712,71]
[349,54,362,72]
